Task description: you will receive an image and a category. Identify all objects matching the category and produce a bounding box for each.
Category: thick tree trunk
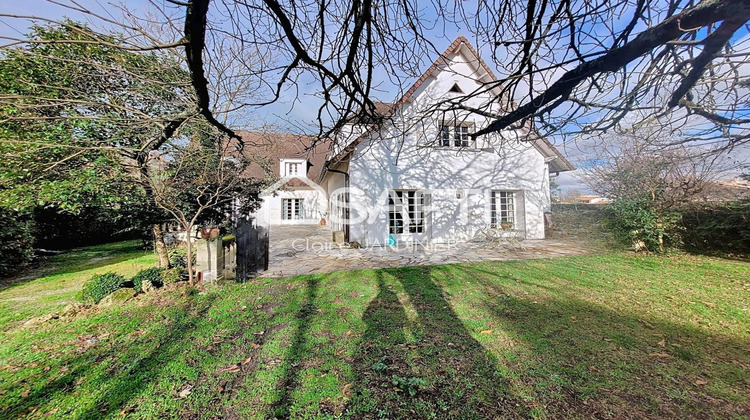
[153,224,170,268]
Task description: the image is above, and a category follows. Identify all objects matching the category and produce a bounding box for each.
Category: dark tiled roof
[344,101,395,124]
[240,131,330,184]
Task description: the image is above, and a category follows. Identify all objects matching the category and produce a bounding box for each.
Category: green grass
[0,243,748,419]
[0,241,155,330]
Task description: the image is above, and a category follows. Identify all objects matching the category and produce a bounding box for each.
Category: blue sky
[3,1,748,192]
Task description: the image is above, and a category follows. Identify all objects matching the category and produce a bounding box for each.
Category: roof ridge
[325,36,574,172]
[329,36,491,163]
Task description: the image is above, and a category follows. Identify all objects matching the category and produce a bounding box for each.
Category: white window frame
[490,191,515,228]
[387,190,427,234]
[439,122,474,148]
[282,198,304,220]
[280,158,307,177]
[330,192,346,232]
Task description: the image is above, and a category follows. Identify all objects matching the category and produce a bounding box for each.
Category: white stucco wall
[345,47,552,246]
[254,188,327,226]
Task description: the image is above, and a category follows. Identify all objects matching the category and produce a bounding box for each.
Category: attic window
[448,83,464,94]
[440,122,474,148]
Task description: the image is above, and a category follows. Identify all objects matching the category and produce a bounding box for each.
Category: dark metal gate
[235,219,269,281]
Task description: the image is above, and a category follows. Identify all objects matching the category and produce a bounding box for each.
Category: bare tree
[580,130,728,211]
[4,0,748,151]
[147,127,259,285]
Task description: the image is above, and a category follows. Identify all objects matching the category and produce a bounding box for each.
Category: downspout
[324,164,350,243]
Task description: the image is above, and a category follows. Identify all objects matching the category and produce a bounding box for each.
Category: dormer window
[286,162,300,176]
[440,122,474,148]
[281,158,307,177]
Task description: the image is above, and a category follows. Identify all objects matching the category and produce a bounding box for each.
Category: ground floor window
[330,192,345,231]
[388,190,427,234]
[282,198,304,220]
[490,191,515,228]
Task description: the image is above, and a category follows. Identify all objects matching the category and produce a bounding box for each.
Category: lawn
[0,243,748,419]
[0,241,156,330]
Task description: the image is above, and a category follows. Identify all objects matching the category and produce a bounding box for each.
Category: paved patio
[262,225,592,278]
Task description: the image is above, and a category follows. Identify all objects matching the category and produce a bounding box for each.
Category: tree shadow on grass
[268,276,320,419]
[445,263,750,419]
[346,267,523,419]
[0,292,218,419]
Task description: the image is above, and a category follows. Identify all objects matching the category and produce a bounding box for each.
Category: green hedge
[0,210,35,276]
[80,272,129,304]
[605,200,682,253]
[131,267,164,292]
[681,200,750,254]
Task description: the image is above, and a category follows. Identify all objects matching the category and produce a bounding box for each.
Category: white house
[243,132,330,226]
[252,36,574,246]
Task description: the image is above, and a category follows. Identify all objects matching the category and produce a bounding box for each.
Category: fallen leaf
[178,385,193,399]
[241,357,252,365]
[60,366,69,372]
[43,408,58,417]
[648,352,670,358]
[639,319,655,329]
[657,339,666,347]
[695,379,708,386]
[217,379,228,393]
[250,343,261,349]
[21,389,30,397]
[480,329,493,334]
[43,366,51,372]
[702,301,717,308]
[220,365,241,374]
[75,377,86,386]
[570,316,578,323]
[343,383,352,397]
[603,338,613,342]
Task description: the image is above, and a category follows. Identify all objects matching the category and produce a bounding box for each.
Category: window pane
[491,191,515,227]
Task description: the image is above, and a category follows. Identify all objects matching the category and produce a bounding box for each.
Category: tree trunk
[186,231,195,286]
[153,224,170,268]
